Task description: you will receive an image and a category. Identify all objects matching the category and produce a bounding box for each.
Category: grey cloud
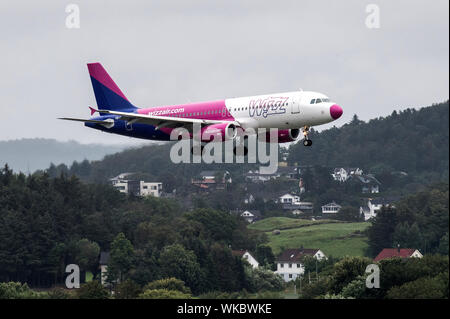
[0,0,448,144]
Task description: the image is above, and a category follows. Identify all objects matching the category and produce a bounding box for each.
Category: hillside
[0,138,128,173]
[46,101,448,194]
[288,101,449,182]
[249,217,370,257]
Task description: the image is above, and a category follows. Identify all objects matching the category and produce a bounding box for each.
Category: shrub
[77,280,109,299]
[0,282,48,299]
[143,277,191,294]
[139,289,191,299]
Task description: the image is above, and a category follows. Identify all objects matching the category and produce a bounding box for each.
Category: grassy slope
[249,217,370,257]
[248,217,340,232]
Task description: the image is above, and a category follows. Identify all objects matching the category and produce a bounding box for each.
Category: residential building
[140,181,162,197]
[275,248,326,282]
[283,202,314,215]
[349,174,381,193]
[360,197,399,221]
[278,193,300,205]
[374,248,423,262]
[192,170,231,190]
[321,202,342,215]
[245,165,299,183]
[232,250,259,268]
[110,173,163,197]
[332,167,363,182]
[239,210,261,223]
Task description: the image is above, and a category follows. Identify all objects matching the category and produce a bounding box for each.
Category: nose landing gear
[302,126,312,147]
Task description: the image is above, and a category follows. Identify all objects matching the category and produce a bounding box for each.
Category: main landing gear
[302,126,312,147]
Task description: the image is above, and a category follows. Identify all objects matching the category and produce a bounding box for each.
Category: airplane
[60,63,343,150]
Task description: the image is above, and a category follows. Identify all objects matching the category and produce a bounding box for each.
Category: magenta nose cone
[330,104,343,119]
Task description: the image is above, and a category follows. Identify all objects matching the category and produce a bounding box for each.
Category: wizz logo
[249,97,288,118]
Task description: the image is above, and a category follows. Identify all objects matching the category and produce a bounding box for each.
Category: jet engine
[200,122,238,142]
[261,128,301,143]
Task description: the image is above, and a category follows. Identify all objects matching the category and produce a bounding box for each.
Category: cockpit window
[310,99,316,104]
[316,98,322,103]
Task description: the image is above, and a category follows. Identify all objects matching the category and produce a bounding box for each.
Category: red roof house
[374,248,423,262]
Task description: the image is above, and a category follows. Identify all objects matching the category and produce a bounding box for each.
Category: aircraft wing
[96,109,240,130]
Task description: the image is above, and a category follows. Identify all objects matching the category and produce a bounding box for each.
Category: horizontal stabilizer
[58,117,114,128]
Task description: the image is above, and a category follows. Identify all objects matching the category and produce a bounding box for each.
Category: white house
[140,181,162,197]
[239,210,261,223]
[321,202,342,215]
[275,248,326,282]
[360,197,398,221]
[232,250,259,268]
[332,167,363,182]
[278,193,301,205]
[110,173,162,197]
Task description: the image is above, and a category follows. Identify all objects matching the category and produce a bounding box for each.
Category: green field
[249,217,370,257]
[248,217,340,232]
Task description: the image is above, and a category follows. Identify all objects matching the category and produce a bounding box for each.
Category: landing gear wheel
[302,126,312,147]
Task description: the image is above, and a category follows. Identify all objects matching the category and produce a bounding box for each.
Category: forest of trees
[288,101,449,183]
[44,102,449,198]
[0,165,280,294]
[0,101,448,298]
[366,183,449,257]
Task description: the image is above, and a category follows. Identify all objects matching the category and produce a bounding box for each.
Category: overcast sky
[0,0,448,145]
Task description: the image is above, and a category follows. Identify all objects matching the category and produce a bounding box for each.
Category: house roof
[322,201,341,208]
[99,251,110,265]
[241,210,261,218]
[110,172,135,181]
[374,248,418,262]
[276,248,320,262]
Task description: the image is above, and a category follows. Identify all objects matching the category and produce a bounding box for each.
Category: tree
[74,239,100,275]
[438,233,449,255]
[255,244,275,269]
[77,280,109,299]
[367,206,398,257]
[386,273,448,299]
[114,279,142,299]
[244,266,284,293]
[329,256,373,294]
[158,244,204,295]
[143,278,191,294]
[392,222,423,251]
[106,233,135,284]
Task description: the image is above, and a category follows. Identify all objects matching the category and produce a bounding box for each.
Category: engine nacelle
[201,123,238,142]
[262,128,301,143]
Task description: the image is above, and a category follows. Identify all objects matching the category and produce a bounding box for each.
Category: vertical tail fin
[87,63,137,112]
